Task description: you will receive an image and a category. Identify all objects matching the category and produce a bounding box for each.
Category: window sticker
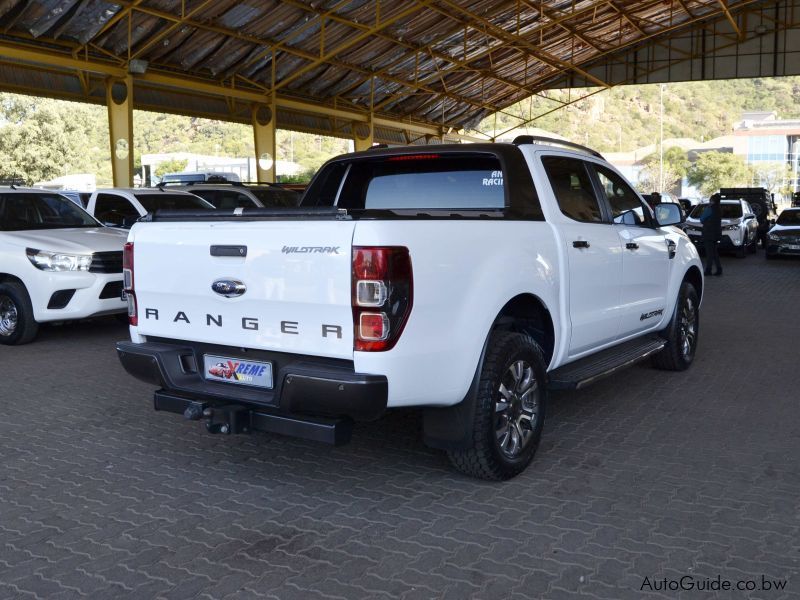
[483,170,503,186]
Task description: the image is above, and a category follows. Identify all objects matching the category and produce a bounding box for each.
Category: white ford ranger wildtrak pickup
[117,137,704,480]
[0,188,128,345]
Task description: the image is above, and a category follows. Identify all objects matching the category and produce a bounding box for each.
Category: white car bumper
[30,271,126,322]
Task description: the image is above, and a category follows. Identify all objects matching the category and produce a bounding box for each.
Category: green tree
[637,146,690,194]
[687,151,752,196]
[278,167,316,184]
[752,161,792,195]
[0,95,93,184]
[154,158,189,178]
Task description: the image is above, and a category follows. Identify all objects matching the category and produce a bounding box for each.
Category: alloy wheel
[495,360,540,459]
[0,295,18,337]
[678,296,697,361]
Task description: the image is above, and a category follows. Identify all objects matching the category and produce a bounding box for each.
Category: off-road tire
[0,282,39,345]
[651,281,699,371]
[447,332,548,480]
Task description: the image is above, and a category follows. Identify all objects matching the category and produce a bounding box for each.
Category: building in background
[605,137,734,198]
[732,111,800,194]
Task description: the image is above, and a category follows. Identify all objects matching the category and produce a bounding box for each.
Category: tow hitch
[155,390,353,445]
[183,403,251,434]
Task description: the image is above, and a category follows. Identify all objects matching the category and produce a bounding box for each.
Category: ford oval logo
[212,279,246,298]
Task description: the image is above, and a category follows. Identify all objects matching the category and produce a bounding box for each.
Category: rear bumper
[116,340,388,422]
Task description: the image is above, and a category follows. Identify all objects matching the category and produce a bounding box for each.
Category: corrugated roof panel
[55,1,121,45]
[0,0,762,132]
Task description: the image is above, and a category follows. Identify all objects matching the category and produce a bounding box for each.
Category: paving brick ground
[1,253,799,599]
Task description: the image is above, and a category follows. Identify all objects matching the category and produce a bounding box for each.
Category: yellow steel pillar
[353,117,374,151]
[106,76,134,187]
[252,103,276,182]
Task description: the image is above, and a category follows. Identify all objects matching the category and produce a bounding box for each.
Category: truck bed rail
[141,207,350,222]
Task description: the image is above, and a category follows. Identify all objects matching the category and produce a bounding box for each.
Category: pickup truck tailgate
[131,220,356,360]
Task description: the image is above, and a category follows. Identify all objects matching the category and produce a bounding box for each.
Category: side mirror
[655,202,683,226]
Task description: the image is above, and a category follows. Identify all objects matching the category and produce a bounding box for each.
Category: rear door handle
[572,240,590,248]
[626,242,639,250]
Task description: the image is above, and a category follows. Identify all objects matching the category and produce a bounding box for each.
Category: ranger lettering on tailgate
[142,308,343,338]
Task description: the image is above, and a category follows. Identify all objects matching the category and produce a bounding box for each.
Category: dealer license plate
[203,355,273,389]
[787,244,800,250]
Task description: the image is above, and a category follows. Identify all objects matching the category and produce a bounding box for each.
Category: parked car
[85,188,213,228]
[52,190,92,208]
[683,199,758,257]
[169,181,300,209]
[159,171,241,185]
[765,207,800,259]
[115,136,703,480]
[718,188,776,247]
[677,197,702,215]
[0,187,128,345]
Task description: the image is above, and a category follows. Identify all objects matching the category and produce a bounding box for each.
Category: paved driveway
[1,255,798,599]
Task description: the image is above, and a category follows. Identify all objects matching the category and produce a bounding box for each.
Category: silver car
[169,182,300,209]
[682,199,759,257]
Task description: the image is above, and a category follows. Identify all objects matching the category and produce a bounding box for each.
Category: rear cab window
[340,155,505,210]
[302,149,542,219]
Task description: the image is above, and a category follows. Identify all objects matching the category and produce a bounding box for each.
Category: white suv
[683,199,759,257]
[0,188,128,345]
[86,188,213,228]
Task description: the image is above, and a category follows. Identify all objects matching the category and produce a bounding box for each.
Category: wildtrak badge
[282,246,340,254]
[640,308,665,321]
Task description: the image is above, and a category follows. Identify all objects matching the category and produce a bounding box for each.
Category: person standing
[700,194,722,276]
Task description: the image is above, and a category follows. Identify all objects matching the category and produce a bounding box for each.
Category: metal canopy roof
[0,0,773,141]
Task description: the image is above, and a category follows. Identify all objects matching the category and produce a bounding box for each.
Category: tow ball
[183,403,251,434]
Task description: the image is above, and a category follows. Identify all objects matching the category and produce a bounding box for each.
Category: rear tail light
[358,313,390,341]
[123,242,137,326]
[352,247,413,351]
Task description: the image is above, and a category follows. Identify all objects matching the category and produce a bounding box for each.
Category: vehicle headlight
[723,224,740,231]
[26,248,92,272]
[768,233,779,241]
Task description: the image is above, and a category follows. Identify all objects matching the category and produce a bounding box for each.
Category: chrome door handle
[572,240,590,248]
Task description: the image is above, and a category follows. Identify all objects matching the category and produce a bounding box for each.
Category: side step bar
[548,335,667,390]
[154,390,353,445]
